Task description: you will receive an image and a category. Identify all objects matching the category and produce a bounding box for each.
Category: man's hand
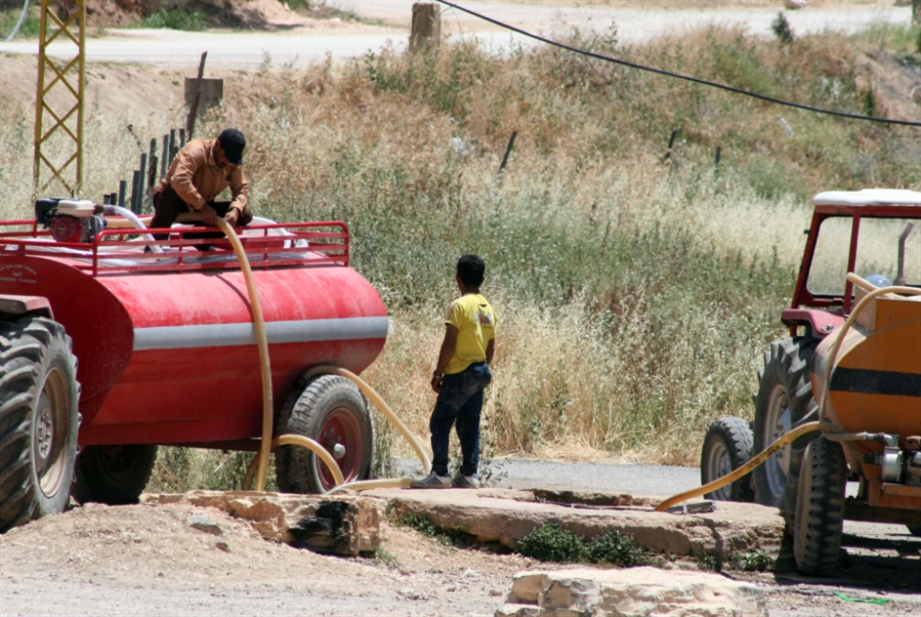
[199,204,220,227]
[431,373,443,393]
[224,207,240,226]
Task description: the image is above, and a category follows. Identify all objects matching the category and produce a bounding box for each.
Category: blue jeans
[429,362,492,477]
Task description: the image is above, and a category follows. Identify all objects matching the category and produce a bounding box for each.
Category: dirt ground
[1,498,919,616]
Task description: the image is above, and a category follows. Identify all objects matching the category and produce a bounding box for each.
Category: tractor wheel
[72,444,158,505]
[700,416,755,502]
[275,374,374,494]
[0,317,80,532]
[752,337,819,509]
[793,436,847,576]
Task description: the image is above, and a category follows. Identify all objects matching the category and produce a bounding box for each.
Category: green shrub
[585,530,647,567]
[397,512,472,547]
[516,524,585,563]
[0,5,40,39]
[740,549,775,572]
[771,12,795,45]
[141,8,209,31]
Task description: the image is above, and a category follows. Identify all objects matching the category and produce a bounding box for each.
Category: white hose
[107,205,163,253]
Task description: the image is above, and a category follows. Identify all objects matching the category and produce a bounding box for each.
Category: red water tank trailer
[0,206,387,530]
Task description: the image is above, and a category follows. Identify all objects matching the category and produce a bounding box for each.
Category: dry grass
[2,21,919,476]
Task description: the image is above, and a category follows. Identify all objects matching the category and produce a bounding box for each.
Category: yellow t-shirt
[444,293,497,375]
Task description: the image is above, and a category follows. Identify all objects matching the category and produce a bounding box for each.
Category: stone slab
[498,567,766,617]
[365,488,783,558]
[142,491,384,555]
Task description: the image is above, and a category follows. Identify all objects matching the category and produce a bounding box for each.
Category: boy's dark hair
[457,254,485,286]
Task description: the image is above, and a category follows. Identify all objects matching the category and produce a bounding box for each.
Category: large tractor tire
[752,337,819,510]
[0,317,80,532]
[72,444,158,505]
[700,416,755,502]
[793,436,847,576]
[275,374,374,494]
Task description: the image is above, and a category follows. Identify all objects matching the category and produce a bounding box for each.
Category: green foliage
[585,530,648,567]
[697,550,722,572]
[515,525,648,565]
[279,0,308,10]
[0,5,40,39]
[737,549,775,572]
[141,8,209,31]
[516,524,586,563]
[148,448,278,493]
[771,12,795,45]
[397,512,472,547]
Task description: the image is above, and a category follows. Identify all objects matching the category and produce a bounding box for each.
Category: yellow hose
[327,478,414,494]
[655,276,921,513]
[305,365,433,473]
[241,435,345,491]
[215,218,275,492]
[654,421,823,512]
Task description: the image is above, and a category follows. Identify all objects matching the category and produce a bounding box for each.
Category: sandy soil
[1,497,919,616]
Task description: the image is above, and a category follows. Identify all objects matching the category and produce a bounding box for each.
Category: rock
[370,488,783,559]
[501,567,766,617]
[784,0,806,9]
[187,514,222,536]
[143,491,384,555]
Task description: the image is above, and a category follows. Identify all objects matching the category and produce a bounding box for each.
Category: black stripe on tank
[830,368,921,398]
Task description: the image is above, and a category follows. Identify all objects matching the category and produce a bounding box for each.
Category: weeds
[516,524,586,563]
[140,8,209,31]
[397,512,472,547]
[516,524,647,566]
[699,549,775,572]
[0,5,39,39]
[771,13,795,45]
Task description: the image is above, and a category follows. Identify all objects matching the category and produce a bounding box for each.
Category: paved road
[0,1,912,69]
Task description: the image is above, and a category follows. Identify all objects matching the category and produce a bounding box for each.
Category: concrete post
[410,3,441,51]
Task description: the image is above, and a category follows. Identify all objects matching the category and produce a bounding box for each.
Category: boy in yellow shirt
[411,255,496,489]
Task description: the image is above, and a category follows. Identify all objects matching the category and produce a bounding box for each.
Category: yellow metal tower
[33,0,85,196]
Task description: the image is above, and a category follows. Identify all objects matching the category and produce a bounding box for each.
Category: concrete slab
[365,488,784,558]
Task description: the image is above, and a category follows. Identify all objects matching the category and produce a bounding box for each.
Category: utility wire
[435,0,921,128]
[0,0,31,43]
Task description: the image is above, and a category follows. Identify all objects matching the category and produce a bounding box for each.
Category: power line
[435,0,921,128]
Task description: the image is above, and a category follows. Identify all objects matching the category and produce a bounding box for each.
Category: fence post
[131,170,141,214]
[497,131,517,180]
[410,3,441,52]
[161,134,169,177]
[118,180,127,207]
[185,51,209,139]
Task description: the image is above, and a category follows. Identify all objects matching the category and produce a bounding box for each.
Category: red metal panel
[0,254,134,412]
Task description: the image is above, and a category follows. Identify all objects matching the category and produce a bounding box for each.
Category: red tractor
[0,199,388,531]
[701,189,921,574]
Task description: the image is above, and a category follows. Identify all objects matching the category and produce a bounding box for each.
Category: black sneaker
[410,473,452,489]
[452,474,479,489]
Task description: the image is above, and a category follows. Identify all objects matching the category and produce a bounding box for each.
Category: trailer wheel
[700,416,755,502]
[0,317,80,532]
[793,436,846,576]
[752,337,819,508]
[72,444,158,505]
[275,374,374,494]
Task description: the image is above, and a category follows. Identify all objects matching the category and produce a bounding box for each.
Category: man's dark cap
[218,128,246,166]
